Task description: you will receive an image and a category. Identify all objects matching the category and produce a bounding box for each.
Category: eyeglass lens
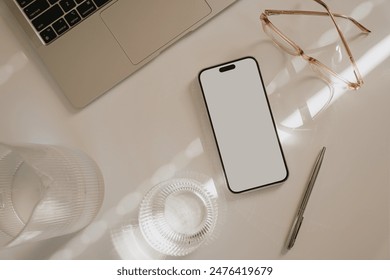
[262,22,300,56]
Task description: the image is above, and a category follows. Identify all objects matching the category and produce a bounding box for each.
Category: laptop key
[16,0,34,8]
[93,0,111,8]
[77,1,97,18]
[64,9,81,26]
[32,4,64,31]
[59,0,76,13]
[39,26,57,43]
[52,18,69,35]
[24,0,50,20]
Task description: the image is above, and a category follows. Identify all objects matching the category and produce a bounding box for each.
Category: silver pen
[286,146,326,250]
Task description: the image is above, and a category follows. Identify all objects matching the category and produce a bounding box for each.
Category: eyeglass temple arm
[264,10,371,33]
[318,1,365,85]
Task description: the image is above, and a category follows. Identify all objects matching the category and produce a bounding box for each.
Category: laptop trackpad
[101,0,211,65]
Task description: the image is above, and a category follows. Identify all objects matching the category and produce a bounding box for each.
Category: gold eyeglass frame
[260,0,371,90]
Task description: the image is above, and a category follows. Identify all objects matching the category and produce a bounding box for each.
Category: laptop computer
[5,0,236,108]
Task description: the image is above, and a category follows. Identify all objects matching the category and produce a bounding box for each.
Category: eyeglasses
[260,0,371,90]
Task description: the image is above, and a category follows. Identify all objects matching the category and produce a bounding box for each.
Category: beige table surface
[0,0,389,259]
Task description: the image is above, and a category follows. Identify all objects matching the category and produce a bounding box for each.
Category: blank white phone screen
[199,57,288,193]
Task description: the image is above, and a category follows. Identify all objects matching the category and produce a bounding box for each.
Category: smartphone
[199,57,288,193]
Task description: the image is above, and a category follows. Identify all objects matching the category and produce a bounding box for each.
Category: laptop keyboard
[16,0,113,44]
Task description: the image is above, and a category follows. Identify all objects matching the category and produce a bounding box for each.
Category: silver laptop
[5,0,236,108]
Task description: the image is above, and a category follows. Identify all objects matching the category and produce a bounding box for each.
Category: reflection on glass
[110,175,223,259]
[111,221,165,260]
[138,177,219,257]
